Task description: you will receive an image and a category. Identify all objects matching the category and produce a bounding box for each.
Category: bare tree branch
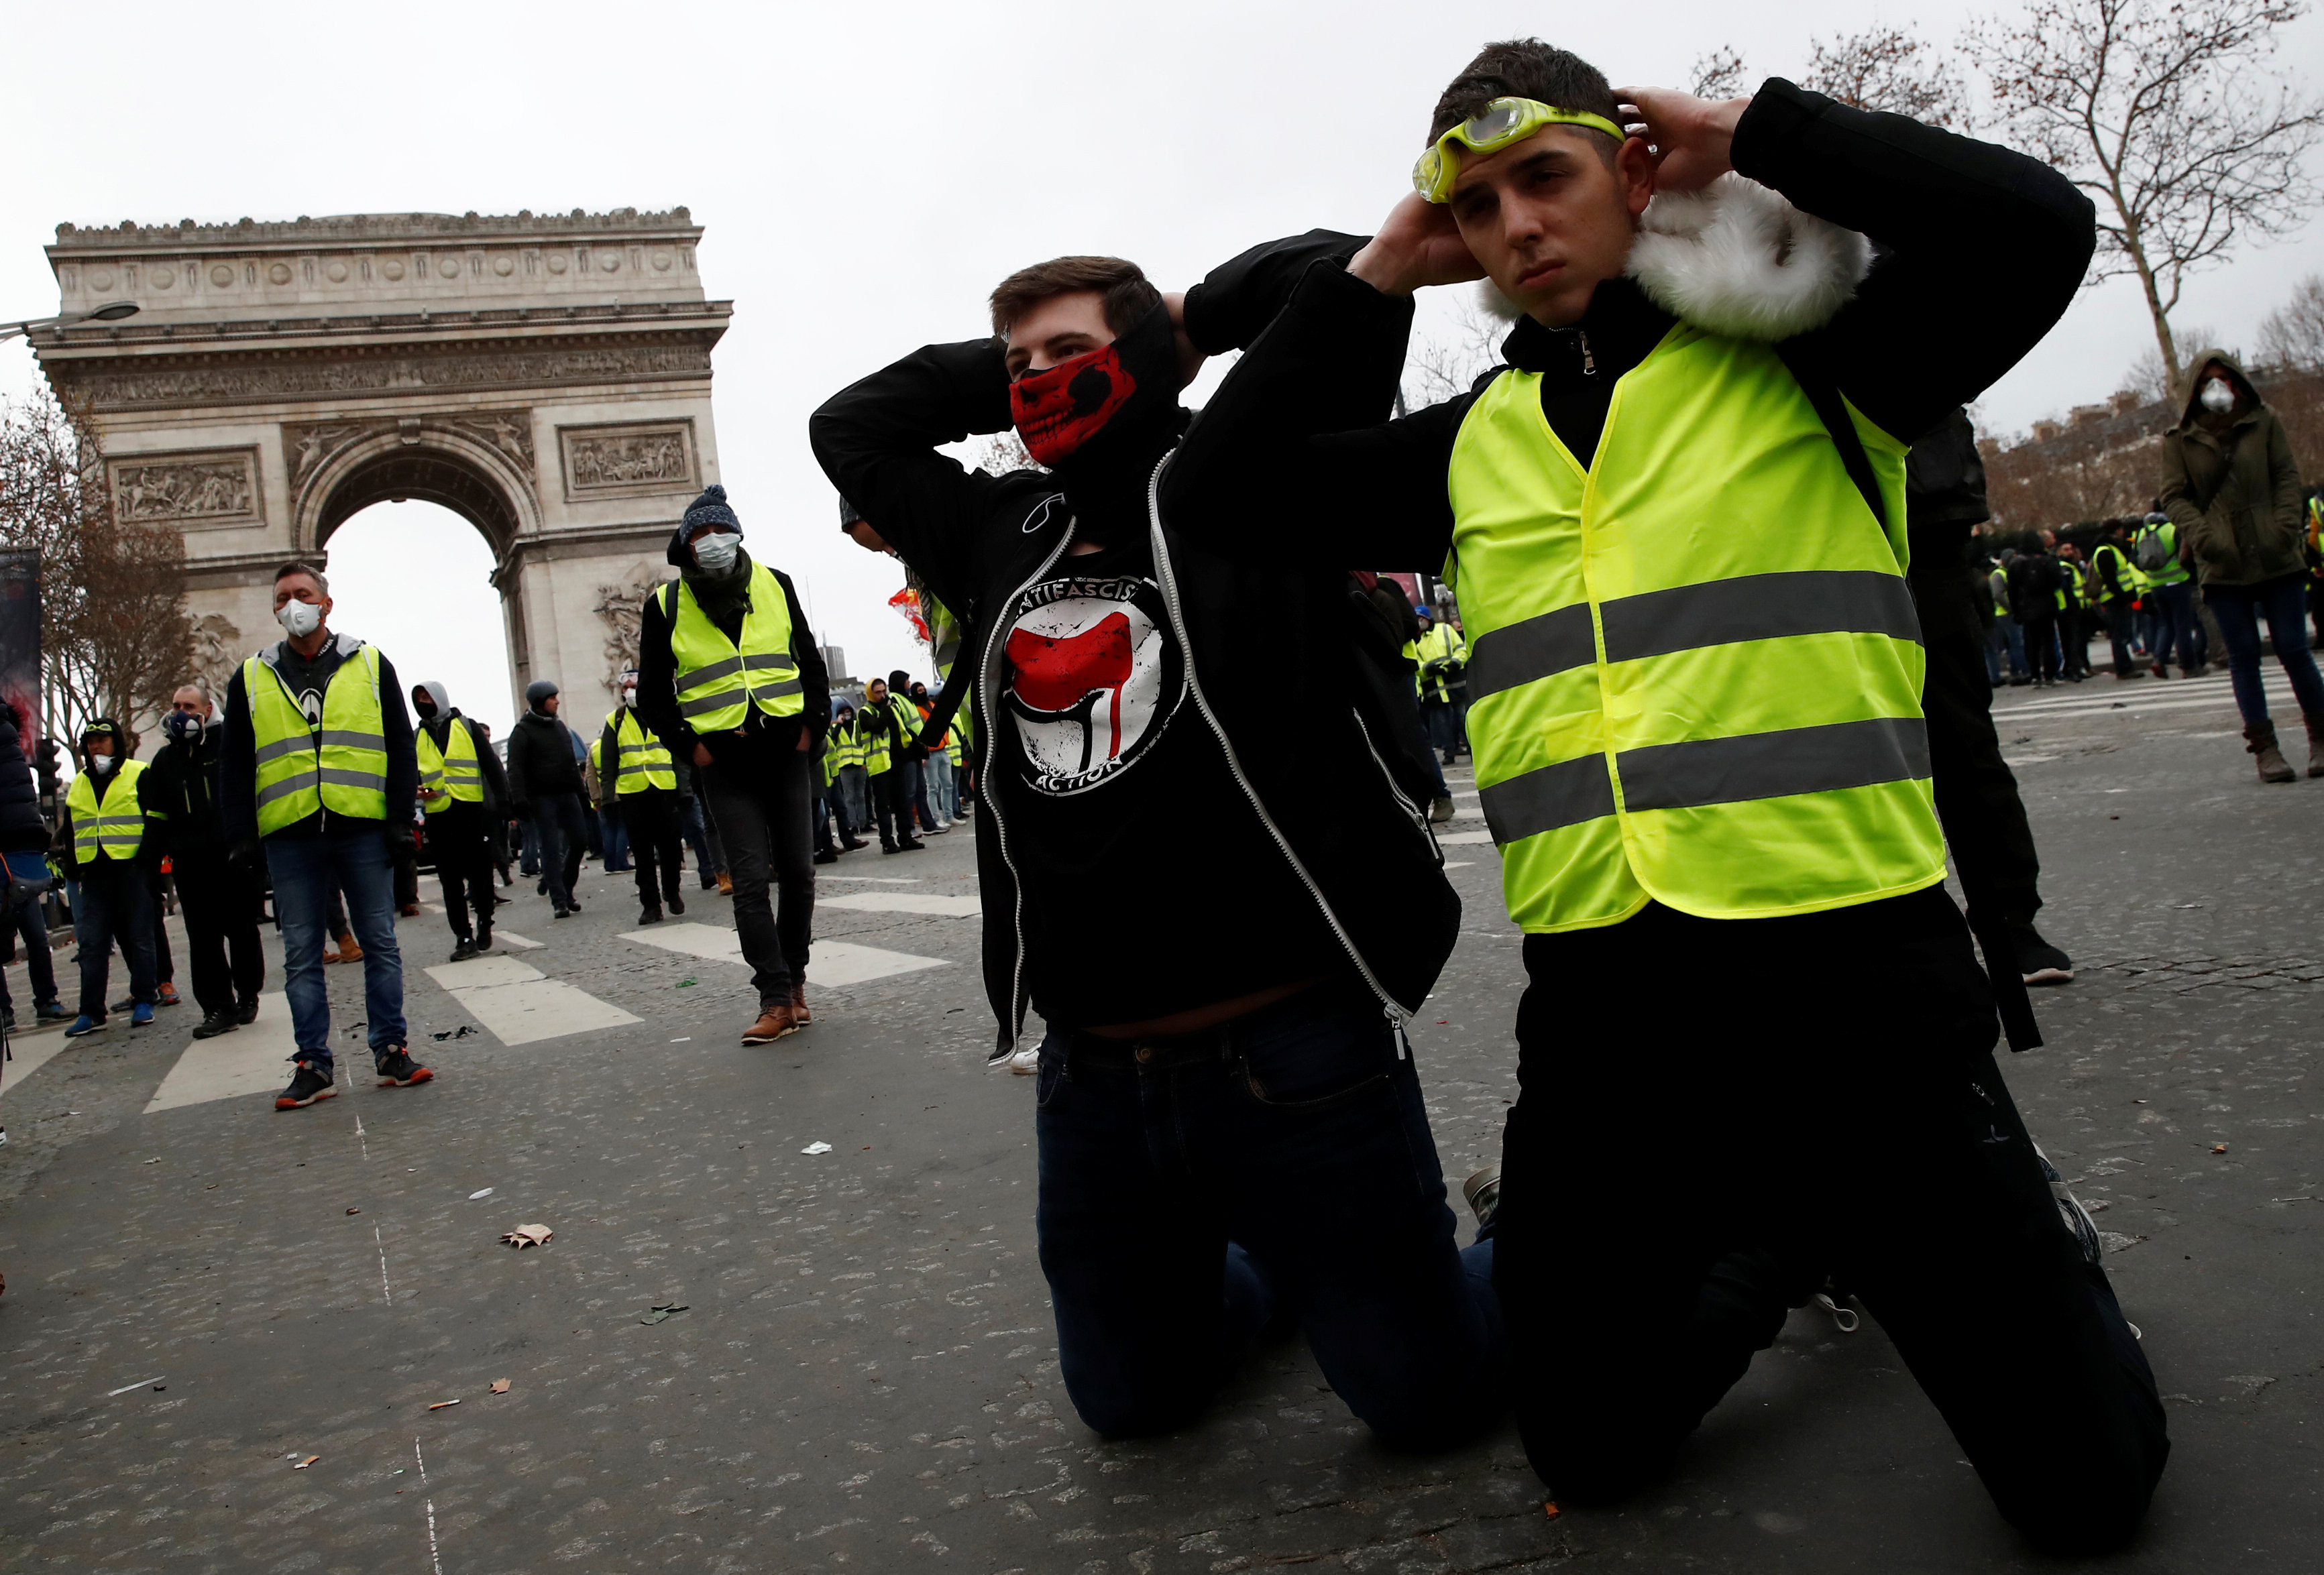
[1403,288,1514,411]
[1964,0,2324,389]
[2256,273,2324,370]
[1803,25,1971,127]
[1690,44,1751,100]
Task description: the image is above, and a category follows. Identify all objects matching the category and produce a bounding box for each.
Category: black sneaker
[896,838,926,852]
[234,998,260,1025]
[2012,925,2074,986]
[449,939,478,963]
[814,850,838,864]
[375,1047,434,1088]
[276,1061,337,1110]
[191,1010,239,1040]
[667,891,685,916]
[639,904,664,925]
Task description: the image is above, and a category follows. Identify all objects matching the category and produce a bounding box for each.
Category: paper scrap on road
[469,1188,493,1200]
[500,1224,553,1248]
[801,1141,833,1155]
[490,1379,510,1394]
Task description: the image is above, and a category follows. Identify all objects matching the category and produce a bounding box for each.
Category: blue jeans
[1033,989,1505,1450]
[72,861,155,1020]
[266,832,405,1069]
[928,752,956,821]
[2152,581,2199,670]
[531,792,586,911]
[600,803,631,870]
[2206,574,2324,725]
[1989,614,2027,680]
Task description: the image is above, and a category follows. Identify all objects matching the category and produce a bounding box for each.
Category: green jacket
[2160,348,2308,588]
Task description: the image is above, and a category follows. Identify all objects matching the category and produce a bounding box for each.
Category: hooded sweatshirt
[414,683,511,818]
[2159,349,2308,587]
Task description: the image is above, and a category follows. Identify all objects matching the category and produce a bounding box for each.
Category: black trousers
[1910,548,2044,929]
[172,847,264,1016]
[429,803,498,941]
[2022,611,2060,683]
[1493,890,2166,1555]
[618,788,683,907]
[2059,606,2087,677]
[2100,599,2138,676]
[530,793,587,912]
[699,751,815,1006]
[867,767,909,849]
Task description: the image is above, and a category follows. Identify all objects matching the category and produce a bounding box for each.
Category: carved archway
[27,207,730,733]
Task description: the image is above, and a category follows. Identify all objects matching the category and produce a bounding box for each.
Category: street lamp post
[1,301,139,343]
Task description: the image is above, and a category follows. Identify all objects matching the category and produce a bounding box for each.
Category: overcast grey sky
[6,0,2319,734]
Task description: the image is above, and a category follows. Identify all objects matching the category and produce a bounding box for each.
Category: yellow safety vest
[862,704,893,776]
[243,640,390,835]
[67,760,148,863]
[657,561,802,732]
[604,708,676,795]
[1415,622,1468,701]
[2055,560,2086,610]
[2091,542,2130,602]
[1449,328,1944,934]
[416,717,484,815]
[2135,522,2189,586]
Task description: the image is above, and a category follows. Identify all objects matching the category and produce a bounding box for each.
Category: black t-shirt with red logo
[996,538,1340,1030]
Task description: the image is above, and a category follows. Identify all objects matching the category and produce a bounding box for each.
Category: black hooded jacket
[634,526,831,780]
[810,284,1460,1052]
[0,709,50,856]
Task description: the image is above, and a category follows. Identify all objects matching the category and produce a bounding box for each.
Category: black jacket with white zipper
[809,261,1460,1055]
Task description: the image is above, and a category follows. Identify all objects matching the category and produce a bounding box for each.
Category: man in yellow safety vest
[221,560,427,1109]
[58,717,160,1037]
[412,680,511,961]
[634,487,831,1045]
[1161,42,2164,1551]
[596,666,688,924]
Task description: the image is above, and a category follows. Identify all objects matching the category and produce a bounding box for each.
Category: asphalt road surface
[0,664,2316,1572]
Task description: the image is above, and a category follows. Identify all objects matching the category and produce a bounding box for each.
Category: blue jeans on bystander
[2206,573,2324,725]
[266,831,405,1071]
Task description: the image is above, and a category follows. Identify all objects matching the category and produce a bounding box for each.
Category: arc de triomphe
[28,207,730,732]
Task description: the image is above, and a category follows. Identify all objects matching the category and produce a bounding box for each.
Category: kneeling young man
[811,255,1502,1450]
[1162,42,2165,1555]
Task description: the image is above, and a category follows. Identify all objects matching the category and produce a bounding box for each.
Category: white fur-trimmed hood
[1623,174,1871,342]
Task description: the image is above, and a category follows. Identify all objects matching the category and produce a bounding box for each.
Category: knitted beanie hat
[683,484,742,535]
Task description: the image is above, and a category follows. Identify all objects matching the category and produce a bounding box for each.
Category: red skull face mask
[1008,344,1137,467]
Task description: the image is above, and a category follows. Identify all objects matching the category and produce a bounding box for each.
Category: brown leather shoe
[716,872,734,896]
[740,1002,799,1045]
[790,982,812,1028]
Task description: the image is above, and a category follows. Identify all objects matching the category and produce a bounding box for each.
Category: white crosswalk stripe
[144,995,301,1113]
[423,955,640,1045]
[621,921,952,988]
[821,891,981,917]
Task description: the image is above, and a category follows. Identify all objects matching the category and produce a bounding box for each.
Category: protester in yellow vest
[2087,521,2146,681]
[412,680,511,962]
[1161,48,2162,1552]
[826,703,871,850]
[596,666,687,923]
[634,486,830,1045]
[58,718,160,1037]
[1412,606,1470,764]
[221,561,428,1109]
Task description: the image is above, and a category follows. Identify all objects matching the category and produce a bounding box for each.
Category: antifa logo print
[1008,345,1136,466]
[1003,581,1179,793]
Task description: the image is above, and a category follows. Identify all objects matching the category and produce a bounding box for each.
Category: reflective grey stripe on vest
[319,766,386,792]
[1468,604,1595,701]
[1480,754,1619,843]
[1599,571,1920,664]
[1465,571,1920,703]
[675,654,746,690]
[319,728,387,750]
[1480,716,1930,844]
[257,770,319,807]
[254,734,315,766]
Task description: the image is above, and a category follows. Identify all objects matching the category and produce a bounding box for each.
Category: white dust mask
[691,531,740,573]
[2199,378,2235,414]
[276,599,323,638]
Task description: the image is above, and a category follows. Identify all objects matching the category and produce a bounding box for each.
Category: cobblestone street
[0,664,2317,1572]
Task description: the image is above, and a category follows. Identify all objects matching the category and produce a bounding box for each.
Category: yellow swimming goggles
[1412,97,1629,202]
